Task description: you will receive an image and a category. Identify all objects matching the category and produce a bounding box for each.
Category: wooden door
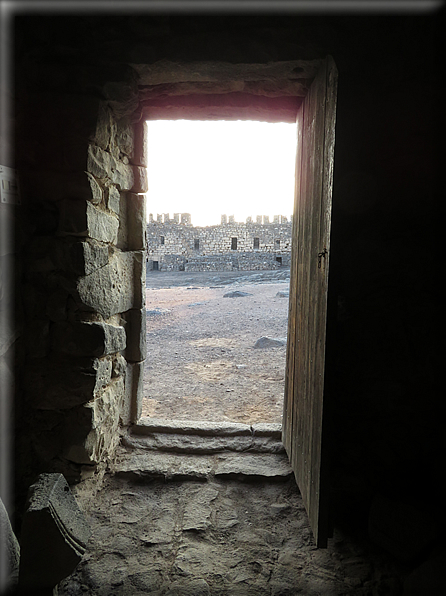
[282,56,338,548]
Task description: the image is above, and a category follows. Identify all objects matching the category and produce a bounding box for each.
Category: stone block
[123,308,147,363]
[132,165,148,193]
[87,144,147,192]
[23,356,112,410]
[133,251,145,311]
[75,250,140,318]
[52,321,126,358]
[87,144,131,189]
[113,117,134,160]
[94,101,115,151]
[106,183,120,214]
[86,143,114,179]
[0,497,20,592]
[122,361,144,425]
[127,193,147,250]
[85,172,103,205]
[134,419,252,437]
[25,356,112,410]
[58,199,118,244]
[18,473,91,592]
[62,376,124,465]
[252,423,282,438]
[117,192,128,250]
[112,353,127,378]
[57,238,110,277]
[133,121,148,167]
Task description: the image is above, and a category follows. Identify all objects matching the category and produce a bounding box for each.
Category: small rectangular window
[231,237,237,250]
[275,239,281,246]
[253,237,260,249]
[160,236,165,245]
[194,239,200,250]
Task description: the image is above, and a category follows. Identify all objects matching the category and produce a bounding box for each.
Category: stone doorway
[142,118,296,426]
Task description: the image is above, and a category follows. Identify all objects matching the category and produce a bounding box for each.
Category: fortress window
[231,237,238,250]
[194,239,200,250]
[253,237,260,249]
[160,236,165,245]
[275,239,281,246]
[276,256,282,265]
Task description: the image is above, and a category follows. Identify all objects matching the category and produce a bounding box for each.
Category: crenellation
[146,216,292,271]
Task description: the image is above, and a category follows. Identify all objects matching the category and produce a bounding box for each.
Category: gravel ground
[143,269,291,424]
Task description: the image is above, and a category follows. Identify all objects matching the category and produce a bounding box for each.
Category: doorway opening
[142,119,296,426]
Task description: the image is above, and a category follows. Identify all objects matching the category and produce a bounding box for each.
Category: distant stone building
[146,213,293,272]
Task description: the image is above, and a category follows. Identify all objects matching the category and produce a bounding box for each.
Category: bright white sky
[145,120,297,227]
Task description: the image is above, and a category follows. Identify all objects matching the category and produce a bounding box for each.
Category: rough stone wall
[146,218,292,271]
[13,57,148,489]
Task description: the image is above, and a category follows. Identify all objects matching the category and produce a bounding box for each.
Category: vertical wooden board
[282,56,338,547]
[283,105,303,457]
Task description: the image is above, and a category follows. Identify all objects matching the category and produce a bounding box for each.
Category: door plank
[282,56,338,548]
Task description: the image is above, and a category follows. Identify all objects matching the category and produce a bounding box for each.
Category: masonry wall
[12,54,149,492]
[146,217,292,271]
[9,11,444,576]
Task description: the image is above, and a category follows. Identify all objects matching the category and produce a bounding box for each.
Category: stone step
[111,448,293,482]
[122,432,285,455]
[134,418,282,438]
[124,419,284,455]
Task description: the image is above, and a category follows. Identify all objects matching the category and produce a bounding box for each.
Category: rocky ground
[142,269,291,424]
[59,460,408,596]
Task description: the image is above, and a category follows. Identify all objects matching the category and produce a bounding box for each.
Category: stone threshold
[112,450,293,482]
[134,417,282,439]
[112,418,292,481]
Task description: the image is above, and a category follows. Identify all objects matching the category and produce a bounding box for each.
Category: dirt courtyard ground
[142,269,291,424]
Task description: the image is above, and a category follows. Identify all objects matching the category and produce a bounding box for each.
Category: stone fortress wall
[146,212,293,272]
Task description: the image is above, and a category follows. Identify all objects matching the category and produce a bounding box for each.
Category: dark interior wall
[8,7,445,553]
[325,13,445,527]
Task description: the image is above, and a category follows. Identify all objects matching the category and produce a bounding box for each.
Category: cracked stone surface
[58,473,405,595]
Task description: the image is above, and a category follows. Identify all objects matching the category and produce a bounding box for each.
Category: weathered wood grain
[283,55,338,548]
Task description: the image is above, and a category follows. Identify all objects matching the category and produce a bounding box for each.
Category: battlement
[148,213,192,225]
[148,213,292,226]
